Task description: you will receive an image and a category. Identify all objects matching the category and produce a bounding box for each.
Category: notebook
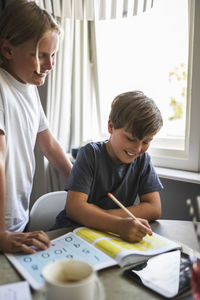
[5,227,181,290]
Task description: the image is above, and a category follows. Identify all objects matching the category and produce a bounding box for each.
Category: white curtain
[31,0,155,205]
[31,0,97,204]
[34,0,154,19]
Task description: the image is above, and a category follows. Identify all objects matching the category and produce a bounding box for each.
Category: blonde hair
[0,0,61,71]
[109,91,163,139]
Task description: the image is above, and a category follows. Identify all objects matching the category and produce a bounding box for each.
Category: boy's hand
[0,230,51,254]
[116,217,152,243]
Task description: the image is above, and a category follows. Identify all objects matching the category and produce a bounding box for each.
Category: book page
[5,232,116,290]
[0,281,31,300]
[74,227,182,267]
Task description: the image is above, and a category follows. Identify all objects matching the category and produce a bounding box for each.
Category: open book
[74,227,181,267]
[6,227,181,290]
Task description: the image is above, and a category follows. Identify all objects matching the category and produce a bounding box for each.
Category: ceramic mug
[42,259,105,300]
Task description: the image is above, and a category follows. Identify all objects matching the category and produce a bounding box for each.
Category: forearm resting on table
[66,193,152,241]
[67,199,122,234]
[106,193,161,221]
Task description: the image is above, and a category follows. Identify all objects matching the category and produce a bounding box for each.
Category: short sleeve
[34,86,48,133]
[65,144,94,195]
[38,105,48,133]
[138,153,163,195]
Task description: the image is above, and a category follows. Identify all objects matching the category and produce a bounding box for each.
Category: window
[92,0,200,172]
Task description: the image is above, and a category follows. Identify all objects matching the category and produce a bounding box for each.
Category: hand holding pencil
[108,193,152,242]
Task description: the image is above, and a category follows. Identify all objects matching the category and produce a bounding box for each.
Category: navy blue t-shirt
[53,141,163,229]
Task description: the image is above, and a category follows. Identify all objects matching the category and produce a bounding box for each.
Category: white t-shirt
[0,68,48,232]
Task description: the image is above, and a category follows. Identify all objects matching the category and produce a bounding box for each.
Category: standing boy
[55,91,163,242]
[0,0,72,253]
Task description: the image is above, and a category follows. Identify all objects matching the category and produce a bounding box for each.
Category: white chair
[28,191,67,232]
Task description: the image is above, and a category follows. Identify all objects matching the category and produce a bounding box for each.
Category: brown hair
[109,91,163,139]
[0,0,61,66]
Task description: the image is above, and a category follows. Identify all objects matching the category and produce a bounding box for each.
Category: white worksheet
[6,232,116,290]
[0,281,32,300]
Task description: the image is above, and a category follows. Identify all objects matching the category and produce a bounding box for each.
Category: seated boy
[54,91,163,242]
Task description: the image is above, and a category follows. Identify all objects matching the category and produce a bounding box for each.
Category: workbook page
[6,232,116,290]
[74,227,182,267]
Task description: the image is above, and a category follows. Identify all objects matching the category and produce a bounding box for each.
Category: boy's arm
[106,191,161,221]
[66,190,152,242]
[36,129,72,179]
[0,132,50,254]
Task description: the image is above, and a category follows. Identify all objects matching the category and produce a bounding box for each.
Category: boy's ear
[0,39,14,59]
[108,120,114,134]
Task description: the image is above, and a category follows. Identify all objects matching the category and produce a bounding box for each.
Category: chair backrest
[28,191,67,232]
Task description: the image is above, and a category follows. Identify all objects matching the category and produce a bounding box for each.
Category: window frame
[89,0,200,173]
[149,0,200,172]
[37,0,200,173]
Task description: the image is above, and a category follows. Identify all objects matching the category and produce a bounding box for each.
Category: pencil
[107,192,152,236]
[108,193,138,221]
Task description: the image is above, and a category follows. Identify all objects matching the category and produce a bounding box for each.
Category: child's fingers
[24,231,51,248]
[2,231,51,253]
[137,219,152,235]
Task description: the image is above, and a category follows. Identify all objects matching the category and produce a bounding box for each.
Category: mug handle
[95,276,105,300]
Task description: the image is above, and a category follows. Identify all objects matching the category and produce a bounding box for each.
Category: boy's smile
[106,120,153,165]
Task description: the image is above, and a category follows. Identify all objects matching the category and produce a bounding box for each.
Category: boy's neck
[105,140,123,165]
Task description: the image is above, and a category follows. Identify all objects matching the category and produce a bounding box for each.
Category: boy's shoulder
[81,141,106,152]
[0,67,13,82]
[77,141,107,162]
[0,67,7,83]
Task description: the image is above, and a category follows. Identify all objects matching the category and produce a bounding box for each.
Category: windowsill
[155,167,200,184]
